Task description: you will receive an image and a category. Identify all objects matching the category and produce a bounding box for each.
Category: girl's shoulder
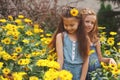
[56,32,65,41]
[56,32,66,38]
[93,39,100,46]
[89,37,99,46]
[56,33,62,38]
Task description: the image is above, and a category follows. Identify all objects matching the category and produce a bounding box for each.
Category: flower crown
[80,8,95,15]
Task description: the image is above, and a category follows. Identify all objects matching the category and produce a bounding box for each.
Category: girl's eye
[70,24,74,27]
[64,25,68,27]
[91,22,94,25]
[85,20,89,23]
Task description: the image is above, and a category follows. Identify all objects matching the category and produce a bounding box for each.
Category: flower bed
[0,15,72,80]
[89,27,120,80]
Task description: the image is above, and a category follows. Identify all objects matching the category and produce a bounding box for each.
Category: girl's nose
[88,23,92,26]
[67,27,71,30]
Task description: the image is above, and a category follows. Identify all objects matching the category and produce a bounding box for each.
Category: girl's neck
[67,32,77,42]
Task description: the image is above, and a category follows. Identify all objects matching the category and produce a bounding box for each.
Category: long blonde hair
[80,8,99,43]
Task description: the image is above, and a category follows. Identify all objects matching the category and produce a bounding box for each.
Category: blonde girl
[80,8,116,80]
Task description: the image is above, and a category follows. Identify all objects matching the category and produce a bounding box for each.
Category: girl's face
[84,15,96,33]
[63,17,79,34]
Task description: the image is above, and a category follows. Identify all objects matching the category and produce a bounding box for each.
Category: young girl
[80,8,117,80]
[49,6,89,80]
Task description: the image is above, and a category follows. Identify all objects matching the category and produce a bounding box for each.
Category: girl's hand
[109,58,117,65]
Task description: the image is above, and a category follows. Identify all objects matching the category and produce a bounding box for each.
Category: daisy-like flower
[18,15,24,19]
[110,32,117,36]
[0,19,7,23]
[70,8,79,17]
[0,62,4,69]
[15,47,22,53]
[105,50,111,55]
[8,15,13,21]
[29,76,39,80]
[2,68,11,74]
[107,37,115,46]
[117,42,120,46]
[98,27,106,30]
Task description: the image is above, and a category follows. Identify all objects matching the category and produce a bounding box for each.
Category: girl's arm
[80,56,89,80]
[95,41,116,65]
[56,33,64,70]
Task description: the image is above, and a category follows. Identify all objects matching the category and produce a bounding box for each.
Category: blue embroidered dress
[62,32,83,80]
[86,44,101,80]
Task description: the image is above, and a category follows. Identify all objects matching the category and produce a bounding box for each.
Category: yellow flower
[109,64,117,70]
[13,35,19,40]
[0,62,4,69]
[46,33,52,37]
[44,69,59,80]
[117,42,120,46]
[104,50,111,55]
[40,34,44,37]
[101,62,108,70]
[15,47,22,53]
[15,19,22,24]
[24,18,32,23]
[0,46,3,51]
[8,15,13,20]
[117,63,120,69]
[59,70,73,80]
[47,55,54,61]
[2,68,11,74]
[70,8,79,17]
[118,49,120,53]
[39,29,43,33]
[47,61,60,69]
[98,27,106,30]
[12,72,26,80]
[101,32,106,35]
[110,32,117,36]
[111,68,120,75]
[35,42,40,46]
[2,53,11,61]
[89,50,95,55]
[0,19,7,23]
[1,38,11,44]
[18,15,24,19]
[100,36,106,43]
[25,31,33,36]
[34,24,39,28]
[107,37,114,46]
[24,54,31,58]
[18,59,30,65]
[34,28,40,33]
[29,76,39,80]
[22,39,29,44]
[0,75,9,80]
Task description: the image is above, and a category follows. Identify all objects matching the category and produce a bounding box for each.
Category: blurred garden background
[0,0,120,80]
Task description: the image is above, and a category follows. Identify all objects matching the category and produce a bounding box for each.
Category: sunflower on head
[61,6,80,18]
[70,8,79,17]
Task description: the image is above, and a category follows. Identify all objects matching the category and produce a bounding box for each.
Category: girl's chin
[87,30,92,33]
[87,31,90,33]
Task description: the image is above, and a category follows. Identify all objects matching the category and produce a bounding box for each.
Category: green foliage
[97,2,116,32]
